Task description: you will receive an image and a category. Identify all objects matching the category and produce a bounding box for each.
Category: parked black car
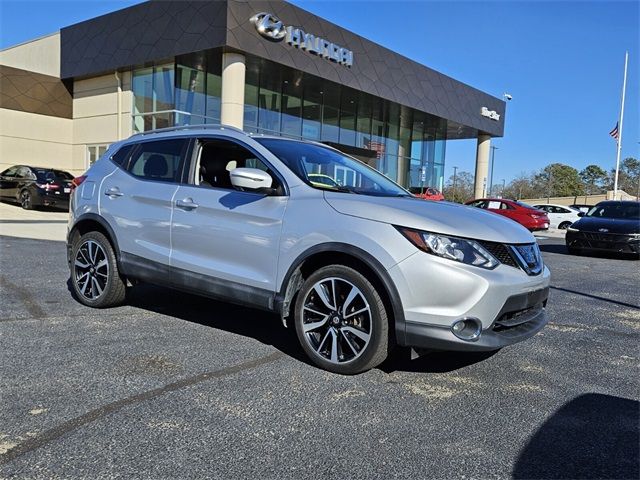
[0,165,74,210]
[566,201,640,257]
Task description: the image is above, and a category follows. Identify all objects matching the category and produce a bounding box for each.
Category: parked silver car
[67,125,550,374]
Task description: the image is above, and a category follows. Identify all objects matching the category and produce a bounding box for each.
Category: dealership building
[0,0,505,196]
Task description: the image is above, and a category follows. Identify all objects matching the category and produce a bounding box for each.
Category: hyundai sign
[250,12,354,67]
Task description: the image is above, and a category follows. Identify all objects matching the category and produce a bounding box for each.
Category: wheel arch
[276,243,406,345]
[67,214,121,269]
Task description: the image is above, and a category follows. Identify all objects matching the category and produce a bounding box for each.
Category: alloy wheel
[74,240,109,300]
[20,191,31,209]
[301,277,372,364]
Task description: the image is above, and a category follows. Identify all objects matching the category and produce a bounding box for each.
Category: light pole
[501,179,506,198]
[489,146,498,196]
[452,166,458,202]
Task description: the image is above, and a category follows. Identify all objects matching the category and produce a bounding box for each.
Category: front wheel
[294,265,389,374]
[567,245,581,255]
[70,231,126,308]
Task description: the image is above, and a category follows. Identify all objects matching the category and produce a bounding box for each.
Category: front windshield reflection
[256,138,410,197]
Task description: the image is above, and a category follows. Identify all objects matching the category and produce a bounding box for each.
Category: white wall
[0,108,73,173]
[0,32,60,77]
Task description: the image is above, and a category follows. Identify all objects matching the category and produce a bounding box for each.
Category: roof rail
[131,123,246,138]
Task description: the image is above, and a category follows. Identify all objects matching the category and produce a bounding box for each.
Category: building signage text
[481,107,500,121]
[250,12,354,68]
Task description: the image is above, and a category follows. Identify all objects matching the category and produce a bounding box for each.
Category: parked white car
[532,204,582,229]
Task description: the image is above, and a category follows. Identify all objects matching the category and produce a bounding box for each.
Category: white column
[220,52,246,129]
[474,134,491,199]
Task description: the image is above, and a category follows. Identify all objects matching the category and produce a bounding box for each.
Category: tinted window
[34,169,73,181]
[1,166,19,177]
[17,167,34,179]
[127,139,189,182]
[586,203,640,219]
[110,144,134,167]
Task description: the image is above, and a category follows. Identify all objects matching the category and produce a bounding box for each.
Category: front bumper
[404,288,549,351]
[566,230,640,254]
[388,248,550,351]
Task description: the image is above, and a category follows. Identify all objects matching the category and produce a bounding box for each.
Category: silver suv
[67,125,549,374]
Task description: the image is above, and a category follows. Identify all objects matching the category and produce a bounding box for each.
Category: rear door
[170,137,288,300]
[99,137,191,266]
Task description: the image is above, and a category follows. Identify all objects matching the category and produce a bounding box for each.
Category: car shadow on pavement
[122,282,312,366]
[512,393,639,479]
[67,280,498,374]
[379,348,498,374]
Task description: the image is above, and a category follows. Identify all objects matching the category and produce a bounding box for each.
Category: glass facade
[132,51,222,133]
[131,50,446,190]
[243,56,446,189]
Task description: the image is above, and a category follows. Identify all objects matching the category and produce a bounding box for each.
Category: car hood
[324,193,535,244]
[572,216,640,234]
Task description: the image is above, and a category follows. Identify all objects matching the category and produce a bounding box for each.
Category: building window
[131,52,222,133]
[87,144,109,167]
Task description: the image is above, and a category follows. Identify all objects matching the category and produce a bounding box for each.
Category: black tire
[70,231,126,308]
[294,265,389,374]
[19,189,33,210]
[559,222,572,230]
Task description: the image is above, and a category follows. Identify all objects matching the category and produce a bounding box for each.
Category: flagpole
[613,51,628,200]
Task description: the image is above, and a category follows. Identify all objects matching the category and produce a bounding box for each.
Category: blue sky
[1,0,638,183]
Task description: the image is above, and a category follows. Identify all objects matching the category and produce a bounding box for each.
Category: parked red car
[465,198,550,231]
[409,187,445,201]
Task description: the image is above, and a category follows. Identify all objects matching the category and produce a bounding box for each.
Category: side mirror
[577,211,585,217]
[230,167,273,191]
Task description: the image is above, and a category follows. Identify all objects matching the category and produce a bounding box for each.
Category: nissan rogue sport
[67,125,550,374]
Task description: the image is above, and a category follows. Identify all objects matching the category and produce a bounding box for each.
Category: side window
[195,139,279,191]
[558,207,571,214]
[1,166,19,177]
[17,167,34,179]
[110,144,134,167]
[127,139,189,183]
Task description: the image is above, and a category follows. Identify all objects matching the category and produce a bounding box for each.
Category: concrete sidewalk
[0,201,68,242]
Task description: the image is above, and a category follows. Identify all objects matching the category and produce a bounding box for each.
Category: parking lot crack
[0,275,46,319]
[0,351,284,465]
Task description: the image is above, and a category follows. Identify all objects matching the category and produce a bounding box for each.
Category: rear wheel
[19,190,33,210]
[294,265,388,374]
[71,231,126,308]
[559,221,572,230]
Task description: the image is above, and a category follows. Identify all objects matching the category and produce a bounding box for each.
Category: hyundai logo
[598,228,609,233]
[249,12,354,67]
[250,12,286,41]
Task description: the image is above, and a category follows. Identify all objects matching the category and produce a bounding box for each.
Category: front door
[170,138,288,297]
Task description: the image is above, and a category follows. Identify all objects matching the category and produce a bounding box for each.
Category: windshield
[516,201,535,209]
[255,138,410,197]
[586,203,640,220]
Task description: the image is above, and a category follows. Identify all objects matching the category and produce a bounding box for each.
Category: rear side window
[110,145,134,167]
[127,139,190,183]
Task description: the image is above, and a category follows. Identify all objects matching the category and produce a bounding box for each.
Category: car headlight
[567,226,579,232]
[396,227,499,269]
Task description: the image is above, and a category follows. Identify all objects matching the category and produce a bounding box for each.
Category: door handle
[176,198,199,210]
[104,187,123,197]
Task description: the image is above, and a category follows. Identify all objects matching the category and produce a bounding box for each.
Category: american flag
[609,122,619,141]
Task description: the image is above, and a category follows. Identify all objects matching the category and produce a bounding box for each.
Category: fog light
[451,318,482,341]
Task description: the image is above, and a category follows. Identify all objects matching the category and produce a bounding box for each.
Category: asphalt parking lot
[1,230,639,478]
